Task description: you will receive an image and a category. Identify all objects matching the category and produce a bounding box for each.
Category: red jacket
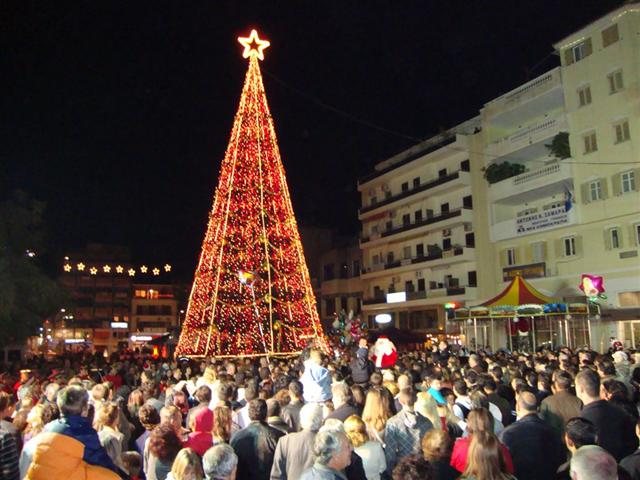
[185,408,213,456]
[450,436,514,474]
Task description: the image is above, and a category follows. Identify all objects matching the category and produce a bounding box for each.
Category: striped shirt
[0,427,19,480]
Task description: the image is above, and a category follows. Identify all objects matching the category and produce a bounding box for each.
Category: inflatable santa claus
[371,336,397,369]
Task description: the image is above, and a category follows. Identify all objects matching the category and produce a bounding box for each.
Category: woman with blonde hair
[450,408,513,475]
[212,405,234,445]
[344,415,386,480]
[166,448,204,480]
[361,387,392,444]
[459,434,517,480]
[94,402,125,469]
[416,389,462,437]
[196,365,219,408]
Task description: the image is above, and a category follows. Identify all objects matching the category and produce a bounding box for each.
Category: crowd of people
[0,337,639,480]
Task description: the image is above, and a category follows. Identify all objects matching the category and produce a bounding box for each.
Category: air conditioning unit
[442,228,452,237]
[464,223,473,232]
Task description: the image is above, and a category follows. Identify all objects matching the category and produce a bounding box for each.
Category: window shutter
[564,49,574,66]
[574,236,583,256]
[554,239,564,258]
[602,24,619,47]
[630,225,639,246]
[634,169,640,191]
[584,38,593,56]
[581,182,591,204]
[523,246,532,264]
[618,229,624,249]
[612,173,622,196]
[603,230,612,250]
[540,241,547,261]
[499,249,507,267]
[600,178,609,199]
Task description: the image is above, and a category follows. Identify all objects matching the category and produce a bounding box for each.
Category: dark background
[2,1,621,275]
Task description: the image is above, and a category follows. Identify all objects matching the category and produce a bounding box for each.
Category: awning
[480,275,555,307]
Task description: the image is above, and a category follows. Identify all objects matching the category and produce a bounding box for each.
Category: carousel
[454,275,600,352]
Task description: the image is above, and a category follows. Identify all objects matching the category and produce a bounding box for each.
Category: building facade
[318,242,363,325]
[358,118,487,338]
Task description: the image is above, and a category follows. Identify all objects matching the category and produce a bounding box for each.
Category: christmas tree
[176,30,328,359]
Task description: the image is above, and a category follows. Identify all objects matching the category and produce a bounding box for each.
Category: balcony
[483,68,562,120]
[361,207,473,247]
[485,115,567,160]
[359,170,470,217]
[490,205,578,242]
[361,247,474,280]
[361,286,478,309]
[489,160,573,203]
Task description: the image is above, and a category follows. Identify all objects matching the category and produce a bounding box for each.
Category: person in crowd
[300,429,352,480]
[230,399,285,480]
[300,349,332,404]
[452,380,472,421]
[451,408,513,474]
[483,379,512,427]
[425,374,446,406]
[185,407,214,457]
[319,419,367,480]
[350,339,373,387]
[212,406,233,446]
[384,388,433,474]
[391,454,433,480]
[0,423,19,480]
[0,392,20,451]
[121,451,143,480]
[576,368,638,461]
[281,381,304,432]
[361,388,391,445]
[233,382,258,431]
[499,389,563,480]
[265,399,291,435]
[421,429,458,480]
[186,386,212,429]
[136,404,161,454]
[203,444,238,480]
[326,384,359,423]
[146,423,183,480]
[94,402,126,470]
[343,415,385,480]
[166,447,204,480]
[540,370,582,437]
[459,433,516,480]
[570,445,618,480]
[271,403,323,480]
[621,418,640,480]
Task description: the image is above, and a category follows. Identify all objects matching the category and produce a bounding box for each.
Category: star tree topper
[238,29,270,60]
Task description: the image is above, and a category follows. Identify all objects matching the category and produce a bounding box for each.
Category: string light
[128,268,136,276]
[103,265,111,273]
[89,267,98,275]
[176,31,328,359]
[152,268,160,276]
[63,264,72,272]
[77,263,85,271]
[116,265,124,273]
[140,265,148,273]
[164,264,172,272]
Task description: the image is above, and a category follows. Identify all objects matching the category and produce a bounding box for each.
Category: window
[352,260,360,276]
[402,214,411,226]
[532,242,545,263]
[371,225,379,235]
[463,195,473,209]
[610,228,621,249]
[564,237,576,257]
[372,254,380,266]
[590,180,602,201]
[405,281,414,293]
[635,224,640,245]
[417,278,426,291]
[416,244,424,257]
[387,252,394,264]
[614,120,630,144]
[563,39,592,65]
[441,203,449,214]
[622,171,636,193]
[340,263,349,279]
[323,264,335,281]
[340,297,348,311]
[401,182,409,192]
[507,248,516,266]
[413,177,420,188]
[461,159,470,172]
[438,168,447,178]
[572,42,588,62]
[578,85,592,107]
[608,70,624,94]
[468,271,477,287]
[443,238,452,251]
[602,24,619,48]
[370,196,377,206]
[583,132,598,154]
[465,232,475,247]
[415,210,422,222]
[403,246,412,259]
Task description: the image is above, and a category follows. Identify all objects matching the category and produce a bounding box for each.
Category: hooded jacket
[300,360,331,403]
[349,348,373,384]
[185,408,214,456]
[25,432,119,480]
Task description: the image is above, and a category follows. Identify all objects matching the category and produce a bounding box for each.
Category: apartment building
[477,3,640,349]
[358,118,488,335]
[318,242,363,324]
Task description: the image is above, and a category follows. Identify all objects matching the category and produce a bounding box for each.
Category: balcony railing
[363,247,470,274]
[360,171,463,214]
[362,286,470,305]
[512,162,560,186]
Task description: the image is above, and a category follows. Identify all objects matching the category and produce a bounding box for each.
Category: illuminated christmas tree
[176,30,328,359]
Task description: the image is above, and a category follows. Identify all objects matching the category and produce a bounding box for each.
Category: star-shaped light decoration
[128,268,136,277]
[103,265,111,273]
[89,267,98,275]
[115,265,124,273]
[238,29,270,61]
[77,262,85,271]
[152,268,160,276]
[164,264,172,272]
[63,264,72,272]
[140,265,148,273]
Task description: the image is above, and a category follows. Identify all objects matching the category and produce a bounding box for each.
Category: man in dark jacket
[281,380,304,432]
[349,339,373,386]
[576,368,638,461]
[231,399,286,480]
[499,390,564,480]
[325,384,359,423]
[540,370,583,437]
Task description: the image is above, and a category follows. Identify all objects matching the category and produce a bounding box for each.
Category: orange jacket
[26,432,119,480]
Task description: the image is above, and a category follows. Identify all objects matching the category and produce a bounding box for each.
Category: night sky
[3,1,621,276]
